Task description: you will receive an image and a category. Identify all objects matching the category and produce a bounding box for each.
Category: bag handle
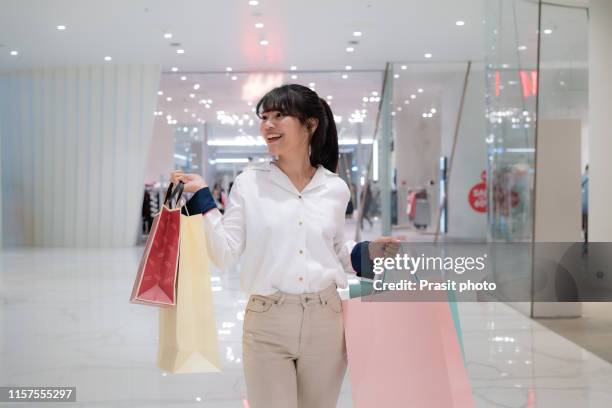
[163,181,184,209]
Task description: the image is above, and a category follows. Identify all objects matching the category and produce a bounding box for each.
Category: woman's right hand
[170,170,208,193]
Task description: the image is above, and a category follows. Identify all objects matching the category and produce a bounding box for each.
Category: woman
[172,84,398,408]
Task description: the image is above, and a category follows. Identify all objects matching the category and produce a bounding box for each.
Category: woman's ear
[308,118,319,134]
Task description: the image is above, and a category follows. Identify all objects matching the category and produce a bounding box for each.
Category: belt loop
[319,291,325,305]
[277,293,286,306]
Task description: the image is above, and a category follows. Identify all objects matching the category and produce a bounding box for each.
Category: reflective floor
[2,222,612,407]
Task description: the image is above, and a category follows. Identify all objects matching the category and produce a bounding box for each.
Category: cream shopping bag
[157,213,221,373]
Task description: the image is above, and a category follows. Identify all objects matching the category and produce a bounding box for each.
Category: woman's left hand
[368,236,404,260]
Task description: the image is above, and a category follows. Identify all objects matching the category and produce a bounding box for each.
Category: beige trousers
[242,283,347,408]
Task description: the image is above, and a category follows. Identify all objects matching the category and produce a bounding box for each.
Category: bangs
[256,86,307,120]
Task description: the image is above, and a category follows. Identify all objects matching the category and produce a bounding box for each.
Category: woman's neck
[275,152,316,185]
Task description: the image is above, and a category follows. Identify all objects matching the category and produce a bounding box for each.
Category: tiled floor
[2,221,612,407]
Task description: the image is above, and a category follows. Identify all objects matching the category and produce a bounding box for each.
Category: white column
[0,64,161,247]
[589,0,612,241]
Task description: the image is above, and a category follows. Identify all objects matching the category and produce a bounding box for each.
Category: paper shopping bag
[157,213,221,373]
[130,182,184,307]
[342,297,474,408]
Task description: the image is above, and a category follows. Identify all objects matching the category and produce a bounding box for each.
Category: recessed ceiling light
[518,45,527,51]
[226,67,233,72]
[248,0,259,5]
[424,53,432,59]
[342,74,348,79]
[455,21,465,26]
[255,22,264,29]
[391,112,396,116]
[327,95,333,100]
[104,56,112,61]
[176,49,185,54]
[401,65,407,70]
[404,100,410,104]
[171,67,178,72]
[260,40,269,46]
[231,75,238,80]
[309,82,315,87]
[362,97,368,102]
[193,84,200,90]
[371,91,378,96]
[345,65,352,70]
[543,28,553,35]
[422,113,428,118]
[10,50,19,56]
[291,74,298,79]
[353,31,362,37]
[158,91,164,95]
[411,94,416,99]
[397,107,402,111]
[290,65,297,70]
[430,108,437,114]
[346,47,354,52]
[166,97,172,102]
[394,74,399,78]
[57,25,66,30]
[189,93,195,98]
[184,108,189,113]
[418,88,423,93]
[180,76,186,81]
[164,32,172,39]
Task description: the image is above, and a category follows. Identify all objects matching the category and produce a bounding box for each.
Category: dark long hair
[256,84,339,173]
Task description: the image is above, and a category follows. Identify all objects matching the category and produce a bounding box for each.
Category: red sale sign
[468,182,487,213]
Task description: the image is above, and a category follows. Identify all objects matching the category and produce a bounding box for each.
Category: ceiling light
[10,50,19,56]
[163,32,172,39]
[391,112,396,116]
[309,82,315,87]
[193,84,200,90]
[326,95,333,100]
[394,74,399,78]
[397,107,402,111]
[57,25,66,30]
[345,65,352,70]
[346,47,354,52]
[543,28,553,35]
[342,74,348,79]
[456,21,465,26]
[231,76,238,80]
[411,94,416,99]
[353,31,362,37]
[255,22,264,29]
[176,49,185,54]
[430,108,437,114]
[422,113,428,118]
[189,93,195,98]
[226,67,233,72]
[424,53,432,59]
[248,0,259,5]
[291,74,298,79]
[401,65,407,70]
[404,100,410,105]
[362,97,368,102]
[371,91,378,96]
[259,40,269,46]
[166,97,172,102]
[180,76,187,81]
[290,65,297,70]
[417,88,423,93]
[184,108,189,113]
[158,91,163,95]
[518,45,527,51]
[104,56,112,61]
[171,67,178,72]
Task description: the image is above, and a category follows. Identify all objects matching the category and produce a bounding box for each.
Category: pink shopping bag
[342,297,474,408]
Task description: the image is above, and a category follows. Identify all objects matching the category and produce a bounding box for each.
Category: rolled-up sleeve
[185,180,246,271]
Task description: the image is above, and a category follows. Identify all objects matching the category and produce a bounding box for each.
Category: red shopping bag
[130,182,184,307]
[342,296,474,408]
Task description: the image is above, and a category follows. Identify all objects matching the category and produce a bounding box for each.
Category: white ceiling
[0,0,486,72]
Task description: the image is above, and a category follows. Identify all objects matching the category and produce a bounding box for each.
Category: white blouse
[202,161,356,295]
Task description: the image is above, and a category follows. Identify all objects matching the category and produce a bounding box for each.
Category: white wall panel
[0,64,161,247]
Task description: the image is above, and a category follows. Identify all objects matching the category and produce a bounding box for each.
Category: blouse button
[298,195,302,199]
[298,221,303,226]
[299,277,304,282]
[299,249,303,255]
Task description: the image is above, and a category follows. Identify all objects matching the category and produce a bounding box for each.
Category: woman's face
[259,111,313,157]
